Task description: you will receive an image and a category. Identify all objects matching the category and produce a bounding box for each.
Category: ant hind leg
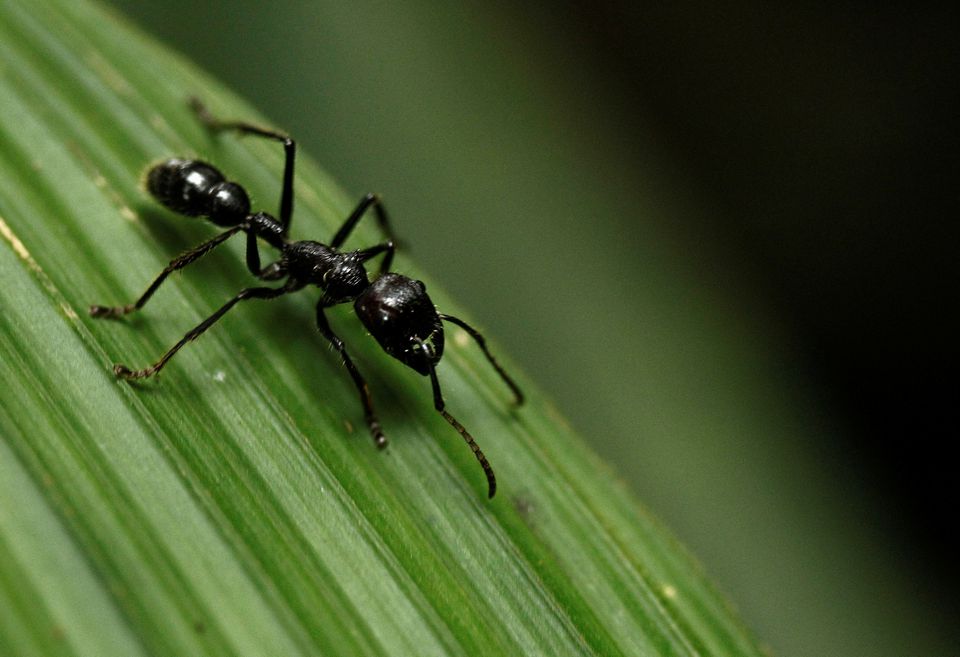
[90,226,244,319]
[113,285,289,379]
[189,97,296,234]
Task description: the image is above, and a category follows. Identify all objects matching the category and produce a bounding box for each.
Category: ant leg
[243,232,287,281]
[330,193,397,250]
[113,285,288,379]
[90,226,244,319]
[315,306,387,449]
[416,338,497,498]
[190,97,296,234]
[357,240,396,275]
[439,314,524,405]
[243,230,261,276]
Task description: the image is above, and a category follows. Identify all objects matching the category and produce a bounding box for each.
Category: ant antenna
[418,338,497,498]
[440,314,524,405]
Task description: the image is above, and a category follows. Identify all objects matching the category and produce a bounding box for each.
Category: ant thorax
[281,240,370,302]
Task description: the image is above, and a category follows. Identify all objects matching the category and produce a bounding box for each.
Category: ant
[90,99,523,498]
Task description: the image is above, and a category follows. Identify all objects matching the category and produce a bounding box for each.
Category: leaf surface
[0,1,766,656]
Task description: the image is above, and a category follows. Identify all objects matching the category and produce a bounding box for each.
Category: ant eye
[416,280,427,292]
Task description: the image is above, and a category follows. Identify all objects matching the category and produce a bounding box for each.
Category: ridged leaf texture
[0,1,766,656]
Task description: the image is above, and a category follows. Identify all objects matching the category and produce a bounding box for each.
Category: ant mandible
[90,99,523,498]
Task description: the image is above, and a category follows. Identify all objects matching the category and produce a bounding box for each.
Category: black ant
[90,99,523,498]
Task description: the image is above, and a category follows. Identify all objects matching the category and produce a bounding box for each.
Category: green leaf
[0,1,767,655]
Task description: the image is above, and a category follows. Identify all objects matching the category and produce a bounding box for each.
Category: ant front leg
[113,284,290,379]
[315,305,387,448]
[330,193,398,253]
[90,226,244,319]
[190,97,296,235]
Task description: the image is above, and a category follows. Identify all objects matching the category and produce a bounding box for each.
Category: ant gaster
[90,99,523,498]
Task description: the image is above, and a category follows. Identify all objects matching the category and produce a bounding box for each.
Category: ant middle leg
[330,193,397,252]
[90,226,244,319]
[315,306,387,449]
[113,285,289,379]
[439,314,524,405]
[189,97,296,234]
[356,241,396,276]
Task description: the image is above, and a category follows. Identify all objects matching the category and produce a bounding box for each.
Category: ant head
[355,273,444,376]
[319,252,371,303]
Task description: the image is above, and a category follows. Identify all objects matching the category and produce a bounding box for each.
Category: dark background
[105,1,959,655]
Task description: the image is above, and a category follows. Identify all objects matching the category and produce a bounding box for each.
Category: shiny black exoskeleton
[90,99,523,498]
[356,274,441,375]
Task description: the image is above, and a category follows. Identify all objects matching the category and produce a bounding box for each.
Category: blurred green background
[102,1,958,655]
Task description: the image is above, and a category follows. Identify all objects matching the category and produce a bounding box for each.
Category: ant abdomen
[145,158,219,215]
[146,158,250,227]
